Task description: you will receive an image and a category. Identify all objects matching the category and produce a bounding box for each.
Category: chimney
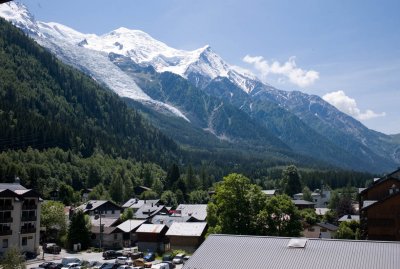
[347,214,351,219]
[14,176,20,184]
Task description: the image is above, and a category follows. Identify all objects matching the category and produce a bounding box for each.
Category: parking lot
[26,249,184,269]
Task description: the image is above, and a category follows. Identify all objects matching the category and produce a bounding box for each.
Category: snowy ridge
[0,2,190,122]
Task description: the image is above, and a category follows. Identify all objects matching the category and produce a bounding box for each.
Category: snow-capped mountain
[1,2,399,172]
[0,2,190,122]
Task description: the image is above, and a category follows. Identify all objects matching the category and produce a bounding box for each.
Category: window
[321,228,327,232]
[22,237,27,246]
[112,210,115,214]
[114,233,118,240]
[2,239,8,248]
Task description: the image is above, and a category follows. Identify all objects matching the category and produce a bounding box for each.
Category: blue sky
[19,0,400,134]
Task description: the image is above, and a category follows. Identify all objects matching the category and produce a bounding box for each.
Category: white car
[115,256,132,265]
[61,263,81,269]
[172,254,185,264]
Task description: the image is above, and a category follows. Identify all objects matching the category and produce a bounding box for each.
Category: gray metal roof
[183,235,400,269]
[166,222,207,237]
[136,224,166,234]
[0,183,27,191]
[135,204,167,219]
[175,204,207,221]
[261,190,276,196]
[117,219,146,233]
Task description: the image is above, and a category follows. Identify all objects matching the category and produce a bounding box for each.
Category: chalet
[315,207,330,216]
[117,219,146,247]
[303,222,338,239]
[122,198,162,212]
[174,204,207,221]
[0,183,42,255]
[183,235,400,269]
[136,224,169,253]
[166,222,207,253]
[135,204,169,220]
[90,226,123,249]
[89,216,122,249]
[75,200,122,218]
[293,189,330,208]
[360,168,400,241]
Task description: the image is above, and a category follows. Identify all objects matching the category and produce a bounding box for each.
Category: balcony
[0,205,13,211]
[21,228,36,234]
[21,216,37,222]
[0,218,13,223]
[0,230,12,236]
[22,204,37,210]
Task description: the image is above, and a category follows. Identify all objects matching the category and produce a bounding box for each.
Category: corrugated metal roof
[0,183,27,191]
[183,235,400,269]
[136,224,166,234]
[122,199,160,209]
[117,220,146,233]
[166,222,207,237]
[175,204,207,221]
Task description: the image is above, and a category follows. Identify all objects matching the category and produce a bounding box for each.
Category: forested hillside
[0,18,179,166]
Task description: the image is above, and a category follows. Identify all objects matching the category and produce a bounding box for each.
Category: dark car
[44,243,62,254]
[103,250,123,260]
[49,263,63,269]
[39,262,56,269]
[162,254,172,262]
[23,251,38,260]
[143,252,155,262]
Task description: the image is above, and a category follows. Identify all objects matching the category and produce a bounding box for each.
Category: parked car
[150,263,169,269]
[172,254,185,264]
[99,263,114,269]
[123,247,143,259]
[117,266,133,269]
[116,256,132,265]
[160,262,175,269]
[162,254,172,262]
[103,250,123,260]
[88,261,103,269]
[61,263,81,269]
[49,263,63,269]
[39,262,57,269]
[23,251,38,260]
[143,252,155,262]
[61,258,81,266]
[44,243,62,254]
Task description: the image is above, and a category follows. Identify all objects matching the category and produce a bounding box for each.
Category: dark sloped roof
[183,235,400,269]
[317,222,338,231]
[135,204,167,219]
[0,183,27,191]
[292,199,315,205]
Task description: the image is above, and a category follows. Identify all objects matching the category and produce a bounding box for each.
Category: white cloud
[322,90,386,120]
[243,55,319,88]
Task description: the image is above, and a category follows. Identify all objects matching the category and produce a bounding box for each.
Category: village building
[166,222,208,253]
[75,200,122,218]
[174,204,207,221]
[360,168,400,241]
[122,198,162,212]
[0,182,41,255]
[303,222,338,239]
[117,219,147,247]
[291,199,315,210]
[135,204,169,220]
[136,224,169,253]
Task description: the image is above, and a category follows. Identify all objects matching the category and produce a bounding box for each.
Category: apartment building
[0,182,41,255]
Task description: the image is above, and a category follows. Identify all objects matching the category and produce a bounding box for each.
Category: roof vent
[287,238,307,248]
